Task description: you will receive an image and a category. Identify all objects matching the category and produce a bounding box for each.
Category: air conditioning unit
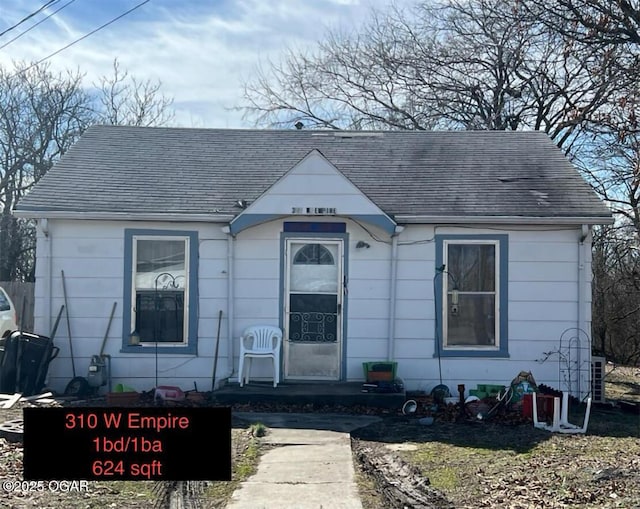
[591,356,606,403]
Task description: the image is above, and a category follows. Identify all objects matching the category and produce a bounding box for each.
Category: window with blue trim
[435,235,508,357]
[122,230,198,354]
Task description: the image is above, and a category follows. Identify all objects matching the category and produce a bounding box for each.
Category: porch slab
[212,381,405,409]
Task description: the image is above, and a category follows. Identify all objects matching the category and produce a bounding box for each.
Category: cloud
[0,0,415,127]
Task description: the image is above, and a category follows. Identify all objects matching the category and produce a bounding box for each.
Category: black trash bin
[0,331,19,393]
[0,331,59,396]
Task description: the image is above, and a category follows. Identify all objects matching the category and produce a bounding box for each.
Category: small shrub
[250,422,267,437]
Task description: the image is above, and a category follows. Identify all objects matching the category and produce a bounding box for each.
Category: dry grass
[604,364,640,403]
[352,366,640,509]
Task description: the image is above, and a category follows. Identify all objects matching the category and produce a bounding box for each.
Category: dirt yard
[0,366,638,508]
[350,365,640,509]
[352,404,639,509]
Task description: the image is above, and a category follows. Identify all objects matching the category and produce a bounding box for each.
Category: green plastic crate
[362,361,397,382]
[485,384,505,395]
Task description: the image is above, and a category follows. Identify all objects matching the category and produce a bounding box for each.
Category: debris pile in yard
[0,391,62,409]
[0,393,64,444]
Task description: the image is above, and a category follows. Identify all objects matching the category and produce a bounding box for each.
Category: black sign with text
[23,407,231,481]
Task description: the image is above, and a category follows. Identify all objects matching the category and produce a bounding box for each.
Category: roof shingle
[14,125,611,221]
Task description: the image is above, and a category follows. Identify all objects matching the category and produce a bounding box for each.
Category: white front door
[284,239,343,380]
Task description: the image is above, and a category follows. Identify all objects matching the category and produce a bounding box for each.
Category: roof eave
[395,215,615,225]
[11,210,235,223]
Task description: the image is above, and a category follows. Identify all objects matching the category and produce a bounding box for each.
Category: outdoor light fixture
[356,241,370,249]
[451,288,459,305]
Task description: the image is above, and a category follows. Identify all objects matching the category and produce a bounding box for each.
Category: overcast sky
[0,0,412,128]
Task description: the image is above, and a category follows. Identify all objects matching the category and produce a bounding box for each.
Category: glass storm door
[284,239,343,380]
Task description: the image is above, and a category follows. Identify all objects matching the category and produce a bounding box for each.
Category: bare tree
[527,0,640,46]
[0,62,91,281]
[1,60,175,282]
[242,0,640,364]
[577,97,640,235]
[241,0,627,151]
[94,58,174,127]
[592,224,640,365]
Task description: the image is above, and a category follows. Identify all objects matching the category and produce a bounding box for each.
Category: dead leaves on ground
[406,433,639,509]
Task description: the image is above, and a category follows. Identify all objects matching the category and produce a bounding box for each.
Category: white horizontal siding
[198,260,229,280]
[395,279,432,300]
[36,218,592,393]
[394,319,434,340]
[198,283,228,300]
[510,261,578,282]
[35,219,230,393]
[246,151,385,216]
[394,357,561,395]
[347,338,388,359]
[234,259,280,279]
[349,260,391,280]
[233,298,280,319]
[510,301,578,322]
[394,300,432,320]
[271,174,367,195]
[386,225,587,390]
[347,299,389,319]
[395,260,433,280]
[510,320,579,341]
[346,318,389,339]
[510,281,577,302]
[348,279,389,299]
[510,241,578,262]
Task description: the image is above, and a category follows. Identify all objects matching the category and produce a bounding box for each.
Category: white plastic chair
[238,325,282,388]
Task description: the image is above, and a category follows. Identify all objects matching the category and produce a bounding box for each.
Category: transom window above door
[293,244,335,265]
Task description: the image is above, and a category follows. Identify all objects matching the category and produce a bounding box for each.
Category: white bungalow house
[13,126,612,398]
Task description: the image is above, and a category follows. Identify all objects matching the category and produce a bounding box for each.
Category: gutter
[12,210,235,222]
[14,210,614,227]
[39,219,52,335]
[395,215,614,225]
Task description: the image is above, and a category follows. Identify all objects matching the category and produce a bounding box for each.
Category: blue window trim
[121,229,198,355]
[434,234,509,358]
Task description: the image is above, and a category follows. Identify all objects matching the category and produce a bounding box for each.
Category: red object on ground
[522,393,533,418]
[522,392,555,420]
[154,385,185,401]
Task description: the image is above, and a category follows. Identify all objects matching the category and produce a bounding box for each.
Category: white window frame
[131,235,190,346]
[442,239,500,350]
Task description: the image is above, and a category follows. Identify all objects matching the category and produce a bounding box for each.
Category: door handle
[337,303,342,314]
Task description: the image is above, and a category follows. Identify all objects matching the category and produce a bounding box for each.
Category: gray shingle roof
[14,125,612,221]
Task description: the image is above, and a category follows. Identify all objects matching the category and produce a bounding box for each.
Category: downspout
[387,226,404,360]
[221,226,235,381]
[40,218,52,334]
[577,224,590,399]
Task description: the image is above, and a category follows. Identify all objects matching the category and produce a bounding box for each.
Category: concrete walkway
[225,412,381,509]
